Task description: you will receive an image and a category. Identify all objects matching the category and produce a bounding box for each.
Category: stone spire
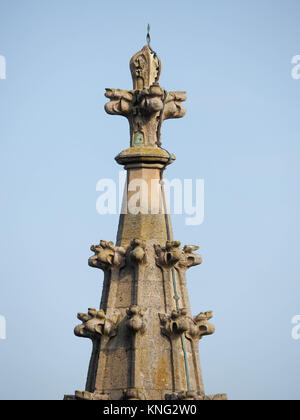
[65,37,226,401]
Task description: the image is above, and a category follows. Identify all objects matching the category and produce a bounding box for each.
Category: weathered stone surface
[66,38,226,401]
[105,44,186,149]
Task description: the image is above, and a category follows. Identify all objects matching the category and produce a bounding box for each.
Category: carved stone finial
[105,45,186,150]
[67,36,227,402]
[130,45,161,90]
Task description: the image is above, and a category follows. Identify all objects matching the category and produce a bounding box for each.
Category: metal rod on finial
[146,24,151,48]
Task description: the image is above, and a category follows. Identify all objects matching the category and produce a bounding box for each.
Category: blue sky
[0,0,299,400]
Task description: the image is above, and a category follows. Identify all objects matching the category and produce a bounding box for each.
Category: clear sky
[0,0,299,400]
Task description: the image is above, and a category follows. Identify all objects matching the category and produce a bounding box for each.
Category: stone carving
[185,311,215,340]
[178,245,202,269]
[74,308,120,339]
[75,390,109,400]
[163,91,187,121]
[154,241,182,269]
[128,239,147,265]
[104,89,133,116]
[159,309,189,335]
[105,45,186,148]
[159,309,215,341]
[130,45,161,90]
[155,241,202,270]
[88,240,126,271]
[126,305,146,334]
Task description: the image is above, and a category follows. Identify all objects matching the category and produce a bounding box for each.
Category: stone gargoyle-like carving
[155,241,202,270]
[159,309,215,341]
[154,241,182,269]
[159,309,190,336]
[178,245,202,269]
[126,305,146,335]
[75,390,109,401]
[88,240,126,271]
[74,308,120,339]
[128,239,147,265]
[185,311,215,340]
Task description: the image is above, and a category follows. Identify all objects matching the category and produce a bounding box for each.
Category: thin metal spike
[146,24,151,47]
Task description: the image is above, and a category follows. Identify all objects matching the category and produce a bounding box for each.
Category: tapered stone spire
[65,38,226,401]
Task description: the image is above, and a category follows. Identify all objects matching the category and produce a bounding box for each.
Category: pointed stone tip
[130,44,161,90]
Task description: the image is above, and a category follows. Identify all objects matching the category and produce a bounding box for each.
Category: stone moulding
[203,394,228,401]
[165,391,227,401]
[74,390,109,401]
[165,391,199,400]
[115,146,176,167]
